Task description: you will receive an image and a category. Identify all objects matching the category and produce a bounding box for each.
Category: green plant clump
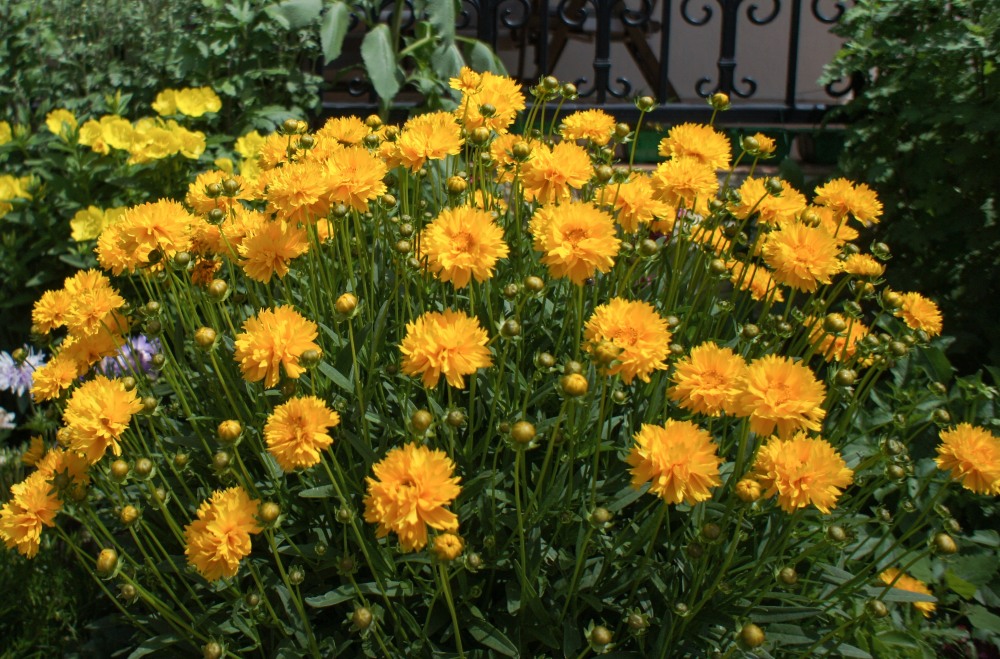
[822,0,1000,371]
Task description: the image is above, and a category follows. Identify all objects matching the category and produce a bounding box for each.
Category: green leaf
[464,38,506,74]
[431,43,464,85]
[967,604,1000,635]
[320,2,351,64]
[274,0,323,28]
[298,485,335,498]
[950,552,1000,586]
[361,25,401,104]
[318,361,354,393]
[945,570,979,599]
[466,609,519,657]
[834,643,873,658]
[127,634,181,658]
[426,0,456,44]
[306,581,414,608]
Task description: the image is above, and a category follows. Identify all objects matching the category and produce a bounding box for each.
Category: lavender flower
[0,346,46,397]
[99,335,162,378]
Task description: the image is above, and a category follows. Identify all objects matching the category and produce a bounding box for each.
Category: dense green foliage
[822,0,1000,372]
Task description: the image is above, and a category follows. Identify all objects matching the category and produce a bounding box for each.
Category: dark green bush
[822,0,1000,372]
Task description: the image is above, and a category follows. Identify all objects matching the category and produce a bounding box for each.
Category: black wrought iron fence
[321,0,861,124]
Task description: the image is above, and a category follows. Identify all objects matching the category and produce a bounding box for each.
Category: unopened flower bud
[882,291,903,309]
[470,127,491,145]
[614,122,630,139]
[636,95,656,113]
[96,548,119,577]
[834,369,857,386]
[411,409,433,432]
[134,457,154,478]
[589,625,613,649]
[735,478,761,502]
[335,292,358,315]
[709,92,730,110]
[446,176,467,195]
[639,239,659,256]
[536,352,556,369]
[778,566,798,585]
[700,522,722,541]
[213,451,231,471]
[524,275,544,292]
[207,279,229,301]
[933,532,958,555]
[741,136,760,153]
[740,623,765,648]
[110,459,130,482]
[352,606,374,630]
[823,313,847,334]
[511,141,531,161]
[561,83,577,98]
[562,373,589,397]
[259,502,280,524]
[194,326,217,349]
[217,420,242,444]
[120,505,139,526]
[447,410,465,427]
[764,177,783,195]
[142,396,158,414]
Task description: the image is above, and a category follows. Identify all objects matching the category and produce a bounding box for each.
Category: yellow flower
[658,123,732,170]
[455,71,526,134]
[184,487,262,581]
[626,420,722,505]
[814,177,883,225]
[0,121,11,145]
[520,141,593,204]
[650,157,718,213]
[880,568,936,617]
[935,423,1000,495]
[583,298,672,384]
[560,109,617,146]
[394,111,463,171]
[449,66,482,93]
[264,396,341,471]
[238,220,310,283]
[749,132,776,156]
[431,533,465,561]
[529,201,620,285]
[35,447,90,489]
[894,292,943,337]
[807,316,869,362]
[763,222,842,293]
[45,109,77,136]
[420,206,509,288]
[320,145,388,212]
[728,260,785,302]
[30,355,79,402]
[97,200,195,274]
[400,309,492,389]
[185,170,250,214]
[98,115,135,151]
[70,206,110,242]
[233,306,320,388]
[753,433,853,513]
[235,130,266,159]
[735,355,826,438]
[61,331,127,376]
[22,436,46,467]
[607,174,673,233]
[32,289,72,335]
[842,253,885,278]
[315,115,369,145]
[262,161,330,224]
[735,477,762,502]
[154,87,221,117]
[62,270,127,338]
[77,119,109,154]
[729,177,806,226]
[668,342,747,416]
[0,471,62,558]
[60,376,142,464]
[363,443,461,552]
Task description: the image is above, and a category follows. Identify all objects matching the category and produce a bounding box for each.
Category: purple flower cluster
[0,346,46,397]
[99,335,162,378]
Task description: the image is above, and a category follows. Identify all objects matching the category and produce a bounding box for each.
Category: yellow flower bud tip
[335,292,358,316]
[110,459,130,481]
[589,625,613,648]
[119,505,139,526]
[510,421,536,444]
[96,548,119,576]
[740,623,765,648]
[134,457,154,478]
[351,607,374,631]
[259,502,281,524]
[735,478,762,502]
[217,420,242,444]
[523,275,544,292]
[411,409,433,432]
[194,326,217,348]
[561,373,589,397]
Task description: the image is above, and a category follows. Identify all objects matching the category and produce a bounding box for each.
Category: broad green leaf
[465,38,506,74]
[945,570,978,599]
[426,0,456,43]
[466,609,519,657]
[127,634,181,659]
[298,485,335,498]
[950,552,1000,586]
[361,25,401,104]
[320,2,351,64]
[967,604,1000,635]
[274,0,323,28]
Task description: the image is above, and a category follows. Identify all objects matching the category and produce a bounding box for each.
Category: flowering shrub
[2,74,1000,657]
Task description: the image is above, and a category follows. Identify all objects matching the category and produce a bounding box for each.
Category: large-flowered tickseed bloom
[626,420,722,505]
[60,375,142,464]
[894,292,943,337]
[763,222,842,293]
[62,270,128,338]
[583,298,672,384]
[560,109,617,146]
[753,433,853,513]
[32,288,71,335]
[735,355,826,438]
[607,174,673,233]
[658,123,732,170]
[529,201,620,285]
[728,260,785,302]
[30,355,79,402]
[880,568,936,617]
[935,423,1000,495]
[233,306,320,388]
[668,342,747,416]
[321,145,387,212]
[455,69,526,134]
[520,141,594,204]
[650,157,719,213]
[400,309,492,389]
[420,207,509,288]
[264,396,341,472]
[184,487,262,581]
[807,316,869,363]
[363,443,461,552]
[262,161,330,224]
[729,177,807,226]
[238,220,309,283]
[842,253,885,278]
[393,111,464,172]
[0,471,62,558]
[814,177,883,226]
[315,115,370,145]
[97,199,195,274]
